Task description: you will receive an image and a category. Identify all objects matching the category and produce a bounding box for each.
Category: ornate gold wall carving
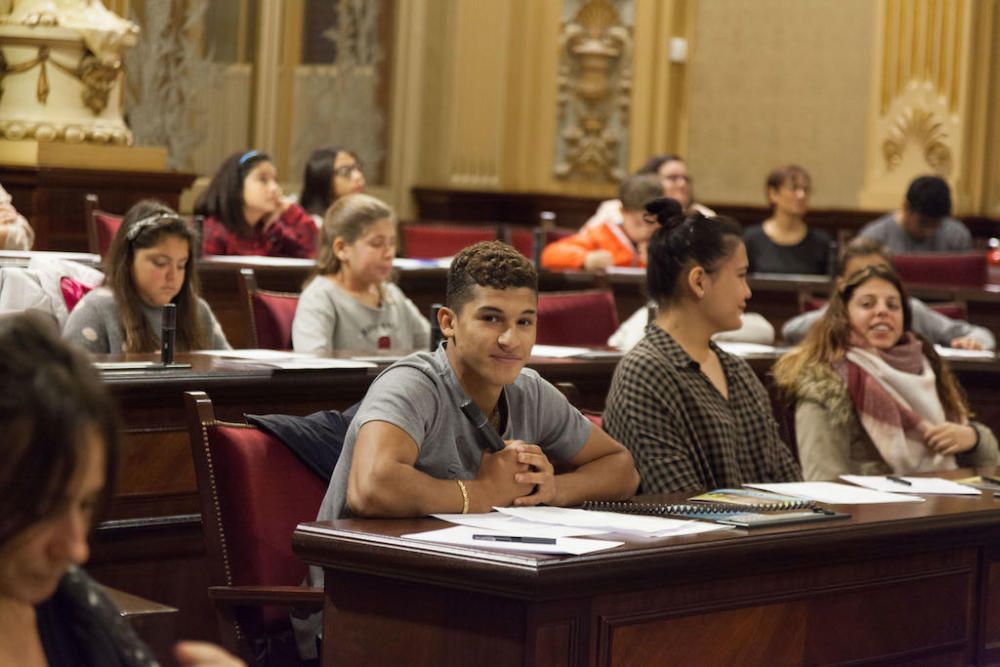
[553,0,633,182]
[860,0,995,213]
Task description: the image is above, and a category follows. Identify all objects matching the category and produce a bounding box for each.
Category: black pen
[460,399,506,452]
[472,534,557,544]
[886,475,912,486]
[981,475,1000,486]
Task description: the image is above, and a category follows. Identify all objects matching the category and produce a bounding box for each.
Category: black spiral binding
[581,498,816,516]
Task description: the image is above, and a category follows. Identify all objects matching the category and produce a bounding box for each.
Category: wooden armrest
[208,585,323,607]
[100,585,178,618]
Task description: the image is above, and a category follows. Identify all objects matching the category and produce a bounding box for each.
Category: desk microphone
[161,303,176,366]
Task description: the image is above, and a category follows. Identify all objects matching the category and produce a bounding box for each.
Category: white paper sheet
[494,506,727,536]
[431,512,607,537]
[933,345,996,360]
[530,344,592,358]
[714,342,783,356]
[193,349,375,369]
[603,266,645,277]
[746,482,925,504]
[194,349,305,360]
[202,254,314,268]
[392,257,453,269]
[261,358,376,370]
[350,354,409,363]
[402,526,623,555]
[840,475,981,496]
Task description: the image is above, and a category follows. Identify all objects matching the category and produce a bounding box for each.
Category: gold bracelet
[456,479,469,514]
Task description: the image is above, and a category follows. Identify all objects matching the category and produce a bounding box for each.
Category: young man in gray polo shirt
[322,239,637,518]
[296,241,639,658]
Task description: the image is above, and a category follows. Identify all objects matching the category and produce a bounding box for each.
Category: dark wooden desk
[296,485,1000,666]
[2,165,195,251]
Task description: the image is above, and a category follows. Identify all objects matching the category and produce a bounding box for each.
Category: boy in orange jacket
[541,174,664,270]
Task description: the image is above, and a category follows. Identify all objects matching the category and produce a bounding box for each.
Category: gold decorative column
[859,0,996,214]
[553,0,633,182]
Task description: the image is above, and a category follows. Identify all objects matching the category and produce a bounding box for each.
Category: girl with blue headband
[195,150,317,258]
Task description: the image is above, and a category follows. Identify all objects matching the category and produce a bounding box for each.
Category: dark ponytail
[645,197,743,304]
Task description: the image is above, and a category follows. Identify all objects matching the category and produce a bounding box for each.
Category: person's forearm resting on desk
[347,421,638,517]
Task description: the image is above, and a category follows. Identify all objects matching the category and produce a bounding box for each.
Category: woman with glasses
[582,154,715,233]
[299,146,366,227]
[195,150,317,258]
[743,165,831,275]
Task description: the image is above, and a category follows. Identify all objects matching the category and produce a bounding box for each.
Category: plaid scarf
[839,331,956,474]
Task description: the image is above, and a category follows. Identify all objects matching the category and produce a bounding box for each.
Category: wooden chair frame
[184,391,322,662]
[236,267,300,349]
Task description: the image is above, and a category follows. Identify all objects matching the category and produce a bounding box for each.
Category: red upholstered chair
[185,391,324,664]
[536,290,619,346]
[237,268,299,349]
[401,222,497,259]
[84,193,122,259]
[797,292,828,313]
[893,252,986,287]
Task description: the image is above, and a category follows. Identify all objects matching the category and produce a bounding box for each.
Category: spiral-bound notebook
[583,488,849,527]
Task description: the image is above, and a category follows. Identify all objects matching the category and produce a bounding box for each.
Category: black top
[36,567,156,667]
[743,224,831,275]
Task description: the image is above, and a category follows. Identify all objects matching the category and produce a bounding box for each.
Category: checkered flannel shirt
[604,325,802,493]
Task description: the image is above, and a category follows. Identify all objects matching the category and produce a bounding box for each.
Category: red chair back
[84,193,122,258]
[402,223,497,259]
[185,392,326,648]
[238,268,299,349]
[536,290,619,346]
[893,253,986,287]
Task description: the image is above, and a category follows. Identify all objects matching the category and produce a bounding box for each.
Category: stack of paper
[403,506,727,555]
[194,349,376,370]
[840,475,980,496]
[746,482,925,504]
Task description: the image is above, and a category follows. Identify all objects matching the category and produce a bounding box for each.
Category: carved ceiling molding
[554,0,633,182]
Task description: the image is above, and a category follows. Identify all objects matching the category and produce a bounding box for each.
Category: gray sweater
[858,212,972,253]
[781,297,995,350]
[63,287,230,353]
[292,276,430,353]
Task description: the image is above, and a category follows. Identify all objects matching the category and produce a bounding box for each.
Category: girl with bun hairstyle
[603,199,800,492]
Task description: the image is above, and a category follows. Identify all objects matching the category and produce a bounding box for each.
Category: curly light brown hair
[446,241,537,313]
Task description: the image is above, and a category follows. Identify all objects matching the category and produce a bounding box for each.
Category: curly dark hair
[446,241,538,313]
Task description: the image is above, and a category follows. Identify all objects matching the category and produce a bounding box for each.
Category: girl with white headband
[64,200,230,354]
